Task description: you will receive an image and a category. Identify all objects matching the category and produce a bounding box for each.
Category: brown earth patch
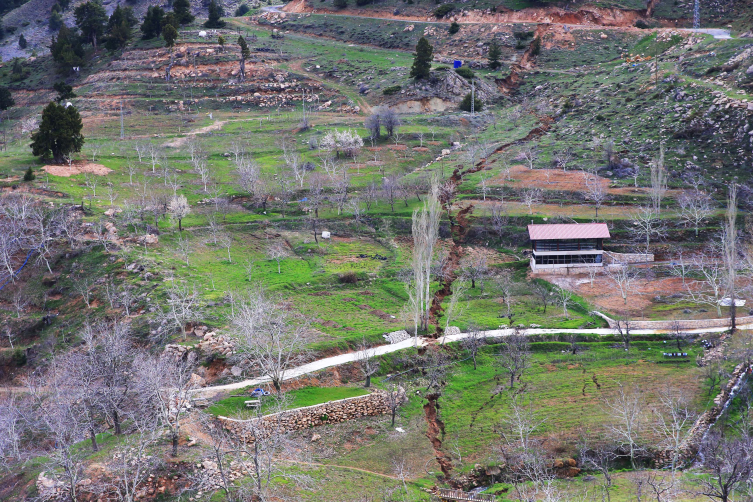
[413,147,429,152]
[370,309,397,321]
[42,162,112,177]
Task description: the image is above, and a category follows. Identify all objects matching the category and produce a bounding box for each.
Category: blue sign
[453,60,462,69]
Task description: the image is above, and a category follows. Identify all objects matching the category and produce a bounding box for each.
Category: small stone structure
[603,251,654,264]
[218,391,392,441]
[383,330,410,344]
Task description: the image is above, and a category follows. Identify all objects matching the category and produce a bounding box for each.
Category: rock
[230,365,243,377]
[311,433,321,442]
[189,373,206,387]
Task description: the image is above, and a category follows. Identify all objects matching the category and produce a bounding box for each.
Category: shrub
[18,33,26,48]
[234,3,250,15]
[338,271,358,283]
[513,30,534,40]
[24,167,35,181]
[334,0,347,8]
[530,36,541,56]
[12,349,26,366]
[455,67,475,80]
[635,19,649,29]
[382,85,401,95]
[356,0,372,5]
[433,3,454,17]
[449,21,459,34]
[459,92,483,112]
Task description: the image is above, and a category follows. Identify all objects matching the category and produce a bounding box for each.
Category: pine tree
[31,101,85,163]
[410,36,433,80]
[172,0,194,25]
[73,0,107,50]
[0,86,14,110]
[23,167,35,182]
[49,25,85,73]
[204,0,226,28]
[162,23,178,48]
[18,33,26,49]
[140,6,165,39]
[488,39,501,70]
[334,0,347,8]
[104,5,135,51]
[53,81,76,102]
[459,92,483,112]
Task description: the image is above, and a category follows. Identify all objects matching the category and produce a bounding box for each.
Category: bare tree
[555,286,573,318]
[135,353,197,456]
[698,431,753,502]
[497,330,531,389]
[356,337,380,388]
[553,147,574,171]
[489,202,508,238]
[266,241,289,274]
[630,207,665,258]
[521,143,541,170]
[159,282,204,337]
[228,288,310,394]
[107,416,163,502]
[603,382,645,469]
[168,194,190,232]
[529,280,549,314]
[463,322,485,370]
[584,172,608,218]
[651,386,696,472]
[678,189,713,236]
[407,181,441,336]
[722,185,739,331]
[579,441,617,501]
[521,188,543,215]
[460,254,488,290]
[649,144,667,213]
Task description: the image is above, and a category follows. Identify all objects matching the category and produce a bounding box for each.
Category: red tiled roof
[527,223,610,240]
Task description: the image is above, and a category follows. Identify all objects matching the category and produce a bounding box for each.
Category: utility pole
[693,0,700,30]
[471,78,475,116]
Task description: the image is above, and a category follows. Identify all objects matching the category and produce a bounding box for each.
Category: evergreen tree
[237,35,250,81]
[203,0,225,28]
[217,34,225,52]
[140,5,165,39]
[104,5,136,51]
[448,21,459,34]
[49,11,63,31]
[172,0,194,25]
[163,12,180,30]
[49,25,85,73]
[31,101,85,163]
[333,0,347,8]
[53,81,76,102]
[459,92,483,112]
[488,39,501,70]
[73,0,107,49]
[23,167,35,182]
[162,23,178,48]
[18,33,26,48]
[0,86,14,110]
[410,36,433,80]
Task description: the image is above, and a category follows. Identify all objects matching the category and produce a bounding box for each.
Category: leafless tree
[584,172,608,218]
[266,241,289,274]
[159,282,204,337]
[218,231,233,262]
[632,205,666,254]
[683,251,726,316]
[134,353,197,456]
[555,286,573,318]
[698,431,753,502]
[603,139,618,169]
[407,181,440,336]
[603,382,645,469]
[579,441,617,501]
[72,270,94,308]
[460,254,488,290]
[553,147,574,171]
[228,288,310,394]
[463,322,485,370]
[497,330,531,389]
[649,144,667,213]
[521,143,540,170]
[147,143,162,173]
[364,110,381,140]
[632,162,642,188]
[651,386,696,472]
[379,107,400,137]
[489,202,508,238]
[193,155,210,193]
[382,174,399,212]
[168,194,190,232]
[722,185,739,331]
[176,233,191,267]
[529,280,549,314]
[521,188,542,215]
[385,380,407,426]
[442,279,469,335]
[498,394,546,452]
[678,189,713,236]
[356,337,380,388]
[107,420,163,502]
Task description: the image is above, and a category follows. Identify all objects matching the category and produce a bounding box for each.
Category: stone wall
[655,362,751,467]
[603,251,654,264]
[594,311,753,330]
[218,391,395,441]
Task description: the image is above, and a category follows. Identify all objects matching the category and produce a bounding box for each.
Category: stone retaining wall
[655,362,751,467]
[594,311,753,330]
[218,391,393,441]
[603,251,654,264]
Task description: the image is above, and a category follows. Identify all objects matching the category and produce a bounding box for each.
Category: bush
[23,166,35,181]
[234,3,250,15]
[513,30,534,40]
[338,271,358,283]
[12,349,26,366]
[383,85,401,95]
[334,0,347,8]
[530,36,541,56]
[356,0,372,5]
[635,19,649,29]
[433,3,454,17]
[455,66,474,80]
[459,92,483,112]
[449,21,459,34]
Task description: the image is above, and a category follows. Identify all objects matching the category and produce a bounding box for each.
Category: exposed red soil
[423,392,454,479]
[42,161,112,177]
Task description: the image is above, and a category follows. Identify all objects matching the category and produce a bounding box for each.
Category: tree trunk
[365,374,371,388]
[172,432,179,456]
[509,373,515,389]
[391,408,396,426]
[471,278,475,289]
[472,354,477,370]
[90,428,98,452]
[178,219,182,231]
[113,409,121,435]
